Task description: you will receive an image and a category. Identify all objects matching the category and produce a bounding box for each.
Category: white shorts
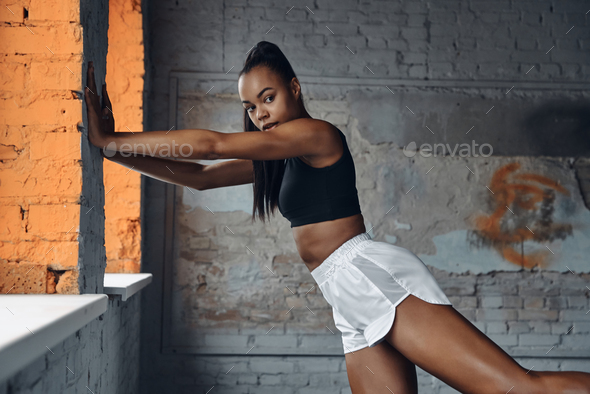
[311,232,452,354]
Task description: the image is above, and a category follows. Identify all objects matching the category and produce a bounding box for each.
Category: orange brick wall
[0,0,87,294]
[0,0,143,293]
[104,0,143,273]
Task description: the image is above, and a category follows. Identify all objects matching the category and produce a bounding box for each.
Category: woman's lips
[265,123,278,130]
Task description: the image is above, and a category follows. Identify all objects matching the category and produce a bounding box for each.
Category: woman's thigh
[345,340,418,394]
[385,294,542,394]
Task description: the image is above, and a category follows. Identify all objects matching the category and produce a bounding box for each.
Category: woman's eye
[245,97,272,113]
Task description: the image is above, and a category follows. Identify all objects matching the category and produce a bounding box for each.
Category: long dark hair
[239,41,306,225]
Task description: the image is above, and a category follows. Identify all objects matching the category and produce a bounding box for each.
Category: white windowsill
[103,273,152,301]
[0,294,108,383]
[0,274,152,383]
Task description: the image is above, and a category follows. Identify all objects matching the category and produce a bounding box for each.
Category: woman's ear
[290,77,301,100]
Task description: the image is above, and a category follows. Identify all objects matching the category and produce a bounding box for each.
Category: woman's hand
[84,61,116,148]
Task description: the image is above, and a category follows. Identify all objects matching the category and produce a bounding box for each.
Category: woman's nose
[257,109,268,121]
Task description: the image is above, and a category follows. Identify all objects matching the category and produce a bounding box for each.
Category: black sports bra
[278,129,362,227]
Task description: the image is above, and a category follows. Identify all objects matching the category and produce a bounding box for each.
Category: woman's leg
[345,340,418,394]
[385,294,590,394]
[534,371,590,393]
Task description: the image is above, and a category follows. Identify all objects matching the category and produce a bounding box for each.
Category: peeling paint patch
[394,219,412,231]
[182,182,253,213]
[226,258,265,295]
[384,234,397,244]
[419,228,590,274]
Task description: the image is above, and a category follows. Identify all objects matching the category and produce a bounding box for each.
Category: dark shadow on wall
[520,100,590,157]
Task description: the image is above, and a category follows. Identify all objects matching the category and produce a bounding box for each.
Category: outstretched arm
[85,60,340,162]
[104,151,253,191]
[99,127,218,160]
[104,151,208,190]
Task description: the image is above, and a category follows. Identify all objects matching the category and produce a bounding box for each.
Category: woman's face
[239,66,301,132]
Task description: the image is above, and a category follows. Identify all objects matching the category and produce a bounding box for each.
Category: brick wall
[0,296,141,394]
[0,0,107,294]
[0,0,144,391]
[140,0,590,393]
[104,0,143,274]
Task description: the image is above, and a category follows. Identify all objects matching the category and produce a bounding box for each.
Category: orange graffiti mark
[472,162,572,269]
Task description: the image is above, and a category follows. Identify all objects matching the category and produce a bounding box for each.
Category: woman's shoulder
[302,118,343,143]
[296,120,345,168]
[282,117,342,150]
[286,117,338,134]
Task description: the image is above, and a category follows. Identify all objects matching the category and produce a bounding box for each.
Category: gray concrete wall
[141,0,590,393]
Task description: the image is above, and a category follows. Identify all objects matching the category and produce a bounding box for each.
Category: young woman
[85,41,590,393]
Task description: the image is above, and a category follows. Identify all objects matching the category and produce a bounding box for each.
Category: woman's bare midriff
[291,136,366,273]
[292,213,367,273]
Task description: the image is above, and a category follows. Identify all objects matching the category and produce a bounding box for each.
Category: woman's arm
[105,152,253,191]
[100,128,218,160]
[84,61,338,162]
[105,151,207,190]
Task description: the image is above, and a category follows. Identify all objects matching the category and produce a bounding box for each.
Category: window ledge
[103,273,152,301]
[0,294,108,383]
